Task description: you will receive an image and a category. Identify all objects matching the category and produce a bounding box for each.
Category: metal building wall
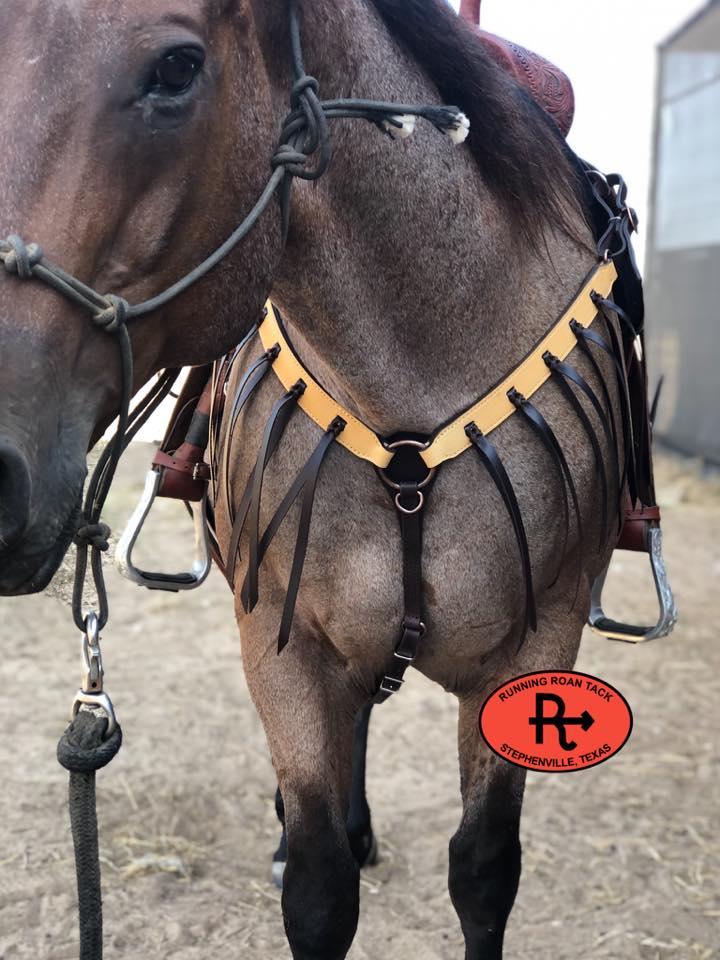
[645,0,720,462]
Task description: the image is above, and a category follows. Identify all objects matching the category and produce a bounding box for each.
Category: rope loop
[74,522,111,552]
[94,294,129,333]
[2,235,43,279]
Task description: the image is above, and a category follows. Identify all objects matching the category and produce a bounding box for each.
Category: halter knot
[271,143,311,173]
[75,522,111,552]
[290,75,320,110]
[94,294,129,333]
[2,235,43,279]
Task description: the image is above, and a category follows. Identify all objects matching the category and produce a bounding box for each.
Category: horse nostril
[0,438,32,551]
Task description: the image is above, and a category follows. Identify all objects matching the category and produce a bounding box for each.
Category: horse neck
[268,0,593,435]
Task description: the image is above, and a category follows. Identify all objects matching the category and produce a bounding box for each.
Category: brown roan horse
[0,1,624,957]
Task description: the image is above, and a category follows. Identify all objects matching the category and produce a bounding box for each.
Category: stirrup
[589,524,678,643]
[115,470,212,592]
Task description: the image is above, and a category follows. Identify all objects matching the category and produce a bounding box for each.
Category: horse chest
[223,381,568,671]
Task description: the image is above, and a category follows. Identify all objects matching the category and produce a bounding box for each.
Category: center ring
[378,438,436,492]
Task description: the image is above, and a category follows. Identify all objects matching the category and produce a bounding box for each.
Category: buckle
[379,675,403,695]
[393,649,415,663]
[394,617,426,662]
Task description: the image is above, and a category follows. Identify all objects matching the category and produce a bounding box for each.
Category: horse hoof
[271,859,286,889]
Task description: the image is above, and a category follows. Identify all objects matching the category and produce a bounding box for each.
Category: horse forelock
[368,0,590,245]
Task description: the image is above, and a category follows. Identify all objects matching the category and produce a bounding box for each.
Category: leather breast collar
[259,260,617,470]
[198,256,625,702]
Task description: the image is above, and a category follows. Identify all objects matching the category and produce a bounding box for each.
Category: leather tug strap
[374,486,427,702]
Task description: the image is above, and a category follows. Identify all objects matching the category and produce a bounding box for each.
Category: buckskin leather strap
[258,261,618,474]
[258,304,393,468]
[421,260,617,468]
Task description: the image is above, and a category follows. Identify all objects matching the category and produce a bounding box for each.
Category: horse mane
[369,0,589,245]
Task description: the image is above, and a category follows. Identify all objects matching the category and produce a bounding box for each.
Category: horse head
[0,1,282,593]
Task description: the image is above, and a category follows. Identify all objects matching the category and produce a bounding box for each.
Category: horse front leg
[242,615,369,960]
[449,604,584,958]
[449,691,526,960]
[272,701,377,886]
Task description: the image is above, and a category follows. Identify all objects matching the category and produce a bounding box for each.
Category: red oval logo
[479,671,633,773]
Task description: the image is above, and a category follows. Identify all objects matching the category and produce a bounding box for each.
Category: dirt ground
[0,446,718,960]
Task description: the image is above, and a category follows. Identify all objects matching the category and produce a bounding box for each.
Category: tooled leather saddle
[459,0,575,138]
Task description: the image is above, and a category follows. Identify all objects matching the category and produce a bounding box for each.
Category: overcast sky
[456,0,705,264]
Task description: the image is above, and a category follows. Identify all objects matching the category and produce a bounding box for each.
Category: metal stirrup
[115,471,212,592]
[589,525,678,643]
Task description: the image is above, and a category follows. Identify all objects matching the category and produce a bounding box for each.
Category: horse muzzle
[0,435,82,595]
[0,435,32,550]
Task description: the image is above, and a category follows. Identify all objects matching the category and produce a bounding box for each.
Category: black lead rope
[57,713,123,960]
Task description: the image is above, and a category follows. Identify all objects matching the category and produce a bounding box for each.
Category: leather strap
[547,360,610,550]
[225,384,303,586]
[277,419,345,651]
[545,353,620,539]
[154,371,214,503]
[421,260,617,468]
[466,423,537,643]
[240,417,346,653]
[258,304,393,468]
[570,325,624,529]
[245,384,306,604]
[583,315,639,505]
[153,449,211,481]
[374,482,427,702]
[617,504,661,553]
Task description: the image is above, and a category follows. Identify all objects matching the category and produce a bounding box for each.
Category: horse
[0,1,626,957]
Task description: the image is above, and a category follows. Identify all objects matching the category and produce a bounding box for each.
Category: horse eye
[149,48,204,97]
